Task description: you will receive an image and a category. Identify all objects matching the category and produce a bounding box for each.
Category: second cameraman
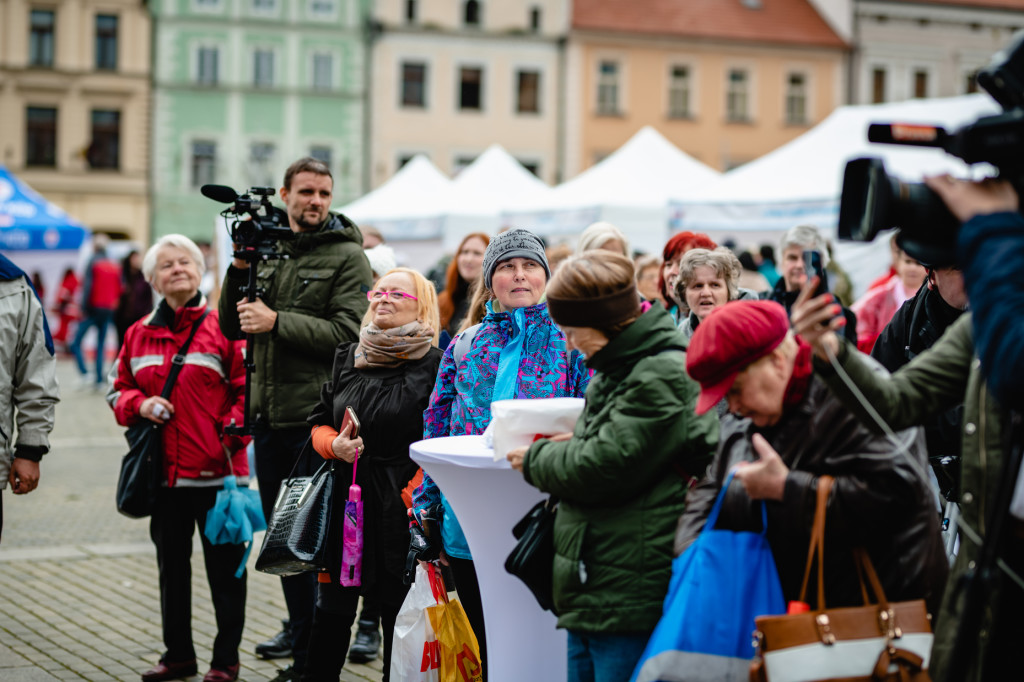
[218,157,373,681]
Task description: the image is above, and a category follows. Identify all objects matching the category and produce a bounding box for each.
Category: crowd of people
[3,153,1021,682]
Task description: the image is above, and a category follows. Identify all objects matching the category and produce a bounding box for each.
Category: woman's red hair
[438,232,491,329]
[658,231,717,302]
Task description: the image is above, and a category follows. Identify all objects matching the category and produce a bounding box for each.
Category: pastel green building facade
[150,0,368,242]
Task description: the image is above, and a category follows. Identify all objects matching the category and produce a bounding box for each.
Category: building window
[309,0,335,16]
[518,159,540,177]
[726,69,749,122]
[965,70,979,94]
[95,15,118,70]
[253,0,276,10]
[29,9,55,67]
[401,62,427,107]
[25,107,57,167]
[249,142,275,186]
[872,68,886,104]
[597,60,620,116]
[517,70,540,114]
[312,53,333,90]
[453,156,476,175]
[464,0,480,27]
[87,110,120,169]
[913,69,928,98]
[254,50,274,88]
[310,146,332,168]
[530,7,541,32]
[406,0,417,22]
[785,73,807,125]
[191,141,216,187]
[197,47,219,85]
[459,67,483,110]
[668,65,691,119]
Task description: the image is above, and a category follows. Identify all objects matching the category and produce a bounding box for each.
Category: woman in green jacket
[506,251,718,682]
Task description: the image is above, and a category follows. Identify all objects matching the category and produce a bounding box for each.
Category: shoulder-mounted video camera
[201,184,294,258]
[839,30,1024,264]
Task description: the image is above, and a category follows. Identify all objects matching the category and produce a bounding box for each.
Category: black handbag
[504,496,559,612]
[115,311,208,519]
[255,458,335,576]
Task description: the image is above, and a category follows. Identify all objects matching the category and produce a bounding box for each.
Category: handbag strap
[853,547,892,609]
[159,310,209,400]
[798,474,834,609]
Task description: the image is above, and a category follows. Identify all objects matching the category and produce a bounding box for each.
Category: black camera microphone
[201,184,239,204]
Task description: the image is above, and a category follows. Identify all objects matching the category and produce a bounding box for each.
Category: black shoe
[256,619,293,659]
[268,665,298,682]
[348,619,381,663]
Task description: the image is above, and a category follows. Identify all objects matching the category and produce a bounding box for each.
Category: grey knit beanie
[482,228,550,289]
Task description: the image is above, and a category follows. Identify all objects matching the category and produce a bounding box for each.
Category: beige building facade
[369,0,568,186]
[0,0,150,241]
[567,36,847,174]
[853,0,1024,104]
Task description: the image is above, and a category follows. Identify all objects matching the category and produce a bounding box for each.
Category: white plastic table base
[410,435,567,682]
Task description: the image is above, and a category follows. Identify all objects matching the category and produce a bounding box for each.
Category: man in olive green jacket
[792,299,1006,682]
[218,157,372,676]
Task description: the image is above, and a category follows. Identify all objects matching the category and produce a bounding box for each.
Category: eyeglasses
[367,290,418,302]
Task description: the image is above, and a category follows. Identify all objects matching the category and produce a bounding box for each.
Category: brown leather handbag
[750,476,933,682]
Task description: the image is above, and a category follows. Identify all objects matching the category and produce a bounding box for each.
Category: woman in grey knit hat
[412,228,591,680]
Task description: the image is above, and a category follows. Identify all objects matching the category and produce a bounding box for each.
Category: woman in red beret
[675,299,948,619]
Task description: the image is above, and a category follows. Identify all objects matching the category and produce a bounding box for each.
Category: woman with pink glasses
[303,267,443,682]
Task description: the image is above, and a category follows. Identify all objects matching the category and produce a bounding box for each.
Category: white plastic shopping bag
[391,563,445,682]
[489,397,585,462]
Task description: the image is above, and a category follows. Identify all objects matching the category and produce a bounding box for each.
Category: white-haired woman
[108,234,250,682]
[675,247,756,340]
[576,221,630,257]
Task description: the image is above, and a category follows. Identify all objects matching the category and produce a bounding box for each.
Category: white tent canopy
[338,154,453,241]
[671,94,1001,295]
[504,126,721,255]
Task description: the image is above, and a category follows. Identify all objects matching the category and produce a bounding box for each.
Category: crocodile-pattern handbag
[255,460,334,576]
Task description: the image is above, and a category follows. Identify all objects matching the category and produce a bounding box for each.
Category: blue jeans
[70,308,115,383]
[567,630,650,682]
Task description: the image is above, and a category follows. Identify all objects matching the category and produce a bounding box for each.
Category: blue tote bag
[631,471,786,682]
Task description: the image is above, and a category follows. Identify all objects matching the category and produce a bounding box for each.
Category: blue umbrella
[204,475,267,578]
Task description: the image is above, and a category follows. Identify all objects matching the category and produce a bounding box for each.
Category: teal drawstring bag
[631,471,786,682]
[204,474,267,578]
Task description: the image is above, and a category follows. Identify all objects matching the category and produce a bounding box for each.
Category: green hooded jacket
[522,305,718,633]
[219,212,372,429]
[813,314,1005,682]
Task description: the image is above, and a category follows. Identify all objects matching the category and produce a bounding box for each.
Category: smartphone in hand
[802,249,830,298]
[341,406,360,439]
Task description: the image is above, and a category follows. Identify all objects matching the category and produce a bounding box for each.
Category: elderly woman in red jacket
[108,234,249,682]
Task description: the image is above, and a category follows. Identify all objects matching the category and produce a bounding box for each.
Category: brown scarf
[354,320,435,368]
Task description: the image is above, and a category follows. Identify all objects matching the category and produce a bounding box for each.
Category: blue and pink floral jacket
[413,302,591,559]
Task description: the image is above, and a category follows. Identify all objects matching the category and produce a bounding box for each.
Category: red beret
[686,300,790,415]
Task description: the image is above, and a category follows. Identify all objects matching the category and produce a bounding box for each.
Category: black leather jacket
[675,374,949,616]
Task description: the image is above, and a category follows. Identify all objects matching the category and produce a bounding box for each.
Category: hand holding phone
[341,406,360,439]
[802,250,830,298]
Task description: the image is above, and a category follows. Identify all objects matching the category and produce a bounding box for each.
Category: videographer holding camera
[218,157,373,681]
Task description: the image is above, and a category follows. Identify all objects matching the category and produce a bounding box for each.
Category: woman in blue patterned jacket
[413,229,590,680]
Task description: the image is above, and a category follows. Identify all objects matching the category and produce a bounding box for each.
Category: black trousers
[254,425,318,672]
[150,487,247,668]
[303,575,409,682]
[448,556,487,682]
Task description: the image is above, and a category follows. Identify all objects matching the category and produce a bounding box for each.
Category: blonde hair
[675,247,741,303]
[577,221,630,257]
[457,276,503,333]
[362,267,441,345]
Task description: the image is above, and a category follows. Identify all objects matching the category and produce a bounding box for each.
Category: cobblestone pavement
[0,358,383,682]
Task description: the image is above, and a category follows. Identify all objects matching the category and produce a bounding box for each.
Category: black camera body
[839,30,1024,264]
[201,184,294,254]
